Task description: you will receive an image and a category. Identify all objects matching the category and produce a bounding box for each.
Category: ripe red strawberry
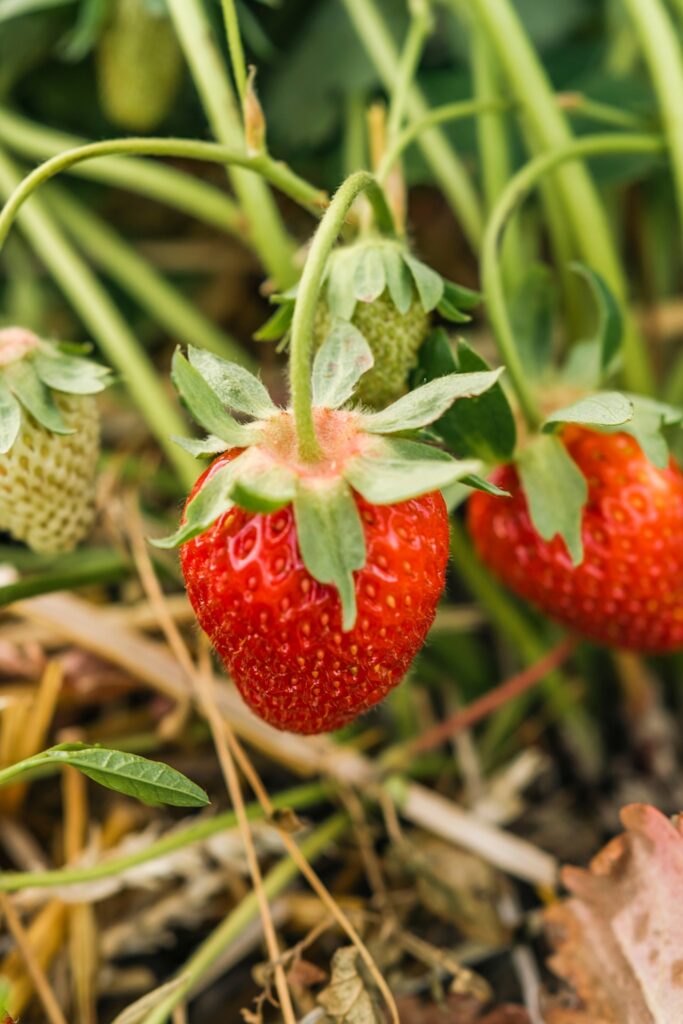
[467,426,683,653]
[181,450,449,733]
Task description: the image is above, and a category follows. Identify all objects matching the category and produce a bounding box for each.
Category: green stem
[621,0,683,245]
[0,753,49,789]
[0,148,197,488]
[220,0,248,105]
[471,25,525,291]
[483,132,665,426]
[386,3,432,142]
[0,550,129,607]
[0,136,326,253]
[0,106,243,237]
[139,812,349,1024]
[464,0,655,394]
[561,92,653,131]
[45,185,253,368]
[290,172,394,462]
[342,0,484,250]
[167,0,297,288]
[0,782,331,892]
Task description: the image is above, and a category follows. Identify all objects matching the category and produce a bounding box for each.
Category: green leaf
[5,360,72,434]
[187,346,278,419]
[353,245,385,304]
[436,296,471,324]
[312,320,373,409]
[44,744,209,807]
[441,278,481,312]
[327,250,358,320]
[345,437,481,504]
[33,350,111,395]
[0,376,21,454]
[171,434,229,458]
[616,395,682,468]
[543,392,633,431]
[415,332,516,462]
[510,264,557,378]
[361,365,503,435]
[293,478,366,631]
[382,245,414,314]
[517,434,587,566]
[171,350,259,446]
[570,262,623,376]
[153,456,240,547]
[441,472,509,512]
[403,254,444,313]
[230,460,296,512]
[254,300,294,342]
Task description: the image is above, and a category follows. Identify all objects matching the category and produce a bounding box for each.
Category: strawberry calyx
[0,327,112,455]
[158,337,502,628]
[254,237,481,344]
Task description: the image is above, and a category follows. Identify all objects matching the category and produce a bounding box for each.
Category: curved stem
[290,172,394,462]
[0,136,326,253]
[483,132,665,428]
[0,106,244,236]
[220,0,248,105]
[377,97,509,183]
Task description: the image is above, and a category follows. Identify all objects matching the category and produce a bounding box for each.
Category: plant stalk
[220,0,248,105]
[290,171,394,462]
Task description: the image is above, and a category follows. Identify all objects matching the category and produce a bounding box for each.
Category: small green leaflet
[382,245,413,314]
[5,360,72,435]
[441,474,509,512]
[327,249,358,320]
[294,478,366,631]
[360,367,503,434]
[171,350,259,446]
[403,254,444,312]
[312,321,373,408]
[0,377,21,454]
[187,346,278,420]
[33,349,111,395]
[613,394,683,468]
[415,332,516,462]
[172,434,229,458]
[561,263,623,387]
[543,392,633,432]
[510,264,557,379]
[153,455,241,547]
[353,245,385,303]
[518,434,587,566]
[41,744,209,807]
[345,437,481,504]
[254,300,294,342]
[230,461,296,512]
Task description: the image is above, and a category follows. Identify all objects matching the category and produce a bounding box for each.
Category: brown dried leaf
[317,947,383,1023]
[544,803,683,1024]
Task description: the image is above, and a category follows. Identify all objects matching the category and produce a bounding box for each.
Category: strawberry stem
[482,132,665,429]
[289,171,395,463]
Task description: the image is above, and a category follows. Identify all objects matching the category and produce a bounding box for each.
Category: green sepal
[510,264,557,380]
[171,435,229,458]
[4,360,72,435]
[460,473,510,497]
[402,253,444,313]
[344,437,481,504]
[33,348,111,395]
[517,434,587,566]
[560,264,623,387]
[436,296,471,324]
[312,320,373,409]
[382,245,413,314]
[230,460,296,512]
[611,394,682,468]
[415,332,516,462]
[327,248,358,320]
[171,349,260,446]
[0,376,21,454]
[441,473,509,513]
[152,455,241,548]
[360,364,503,435]
[543,392,633,432]
[187,346,278,420]
[440,279,481,312]
[254,300,294,342]
[353,245,386,304]
[293,477,366,631]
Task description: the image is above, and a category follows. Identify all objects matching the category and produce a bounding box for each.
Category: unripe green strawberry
[96,0,183,133]
[0,328,111,554]
[314,293,429,408]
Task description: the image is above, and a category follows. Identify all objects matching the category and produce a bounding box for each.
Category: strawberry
[467,426,683,653]
[181,450,449,733]
[157,341,502,733]
[96,0,183,133]
[0,328,110,553]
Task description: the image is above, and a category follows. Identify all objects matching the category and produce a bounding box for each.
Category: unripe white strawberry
[0,328,110,553]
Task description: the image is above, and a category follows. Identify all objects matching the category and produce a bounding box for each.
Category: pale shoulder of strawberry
[155,338,506,630]
[0,327,111,552]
